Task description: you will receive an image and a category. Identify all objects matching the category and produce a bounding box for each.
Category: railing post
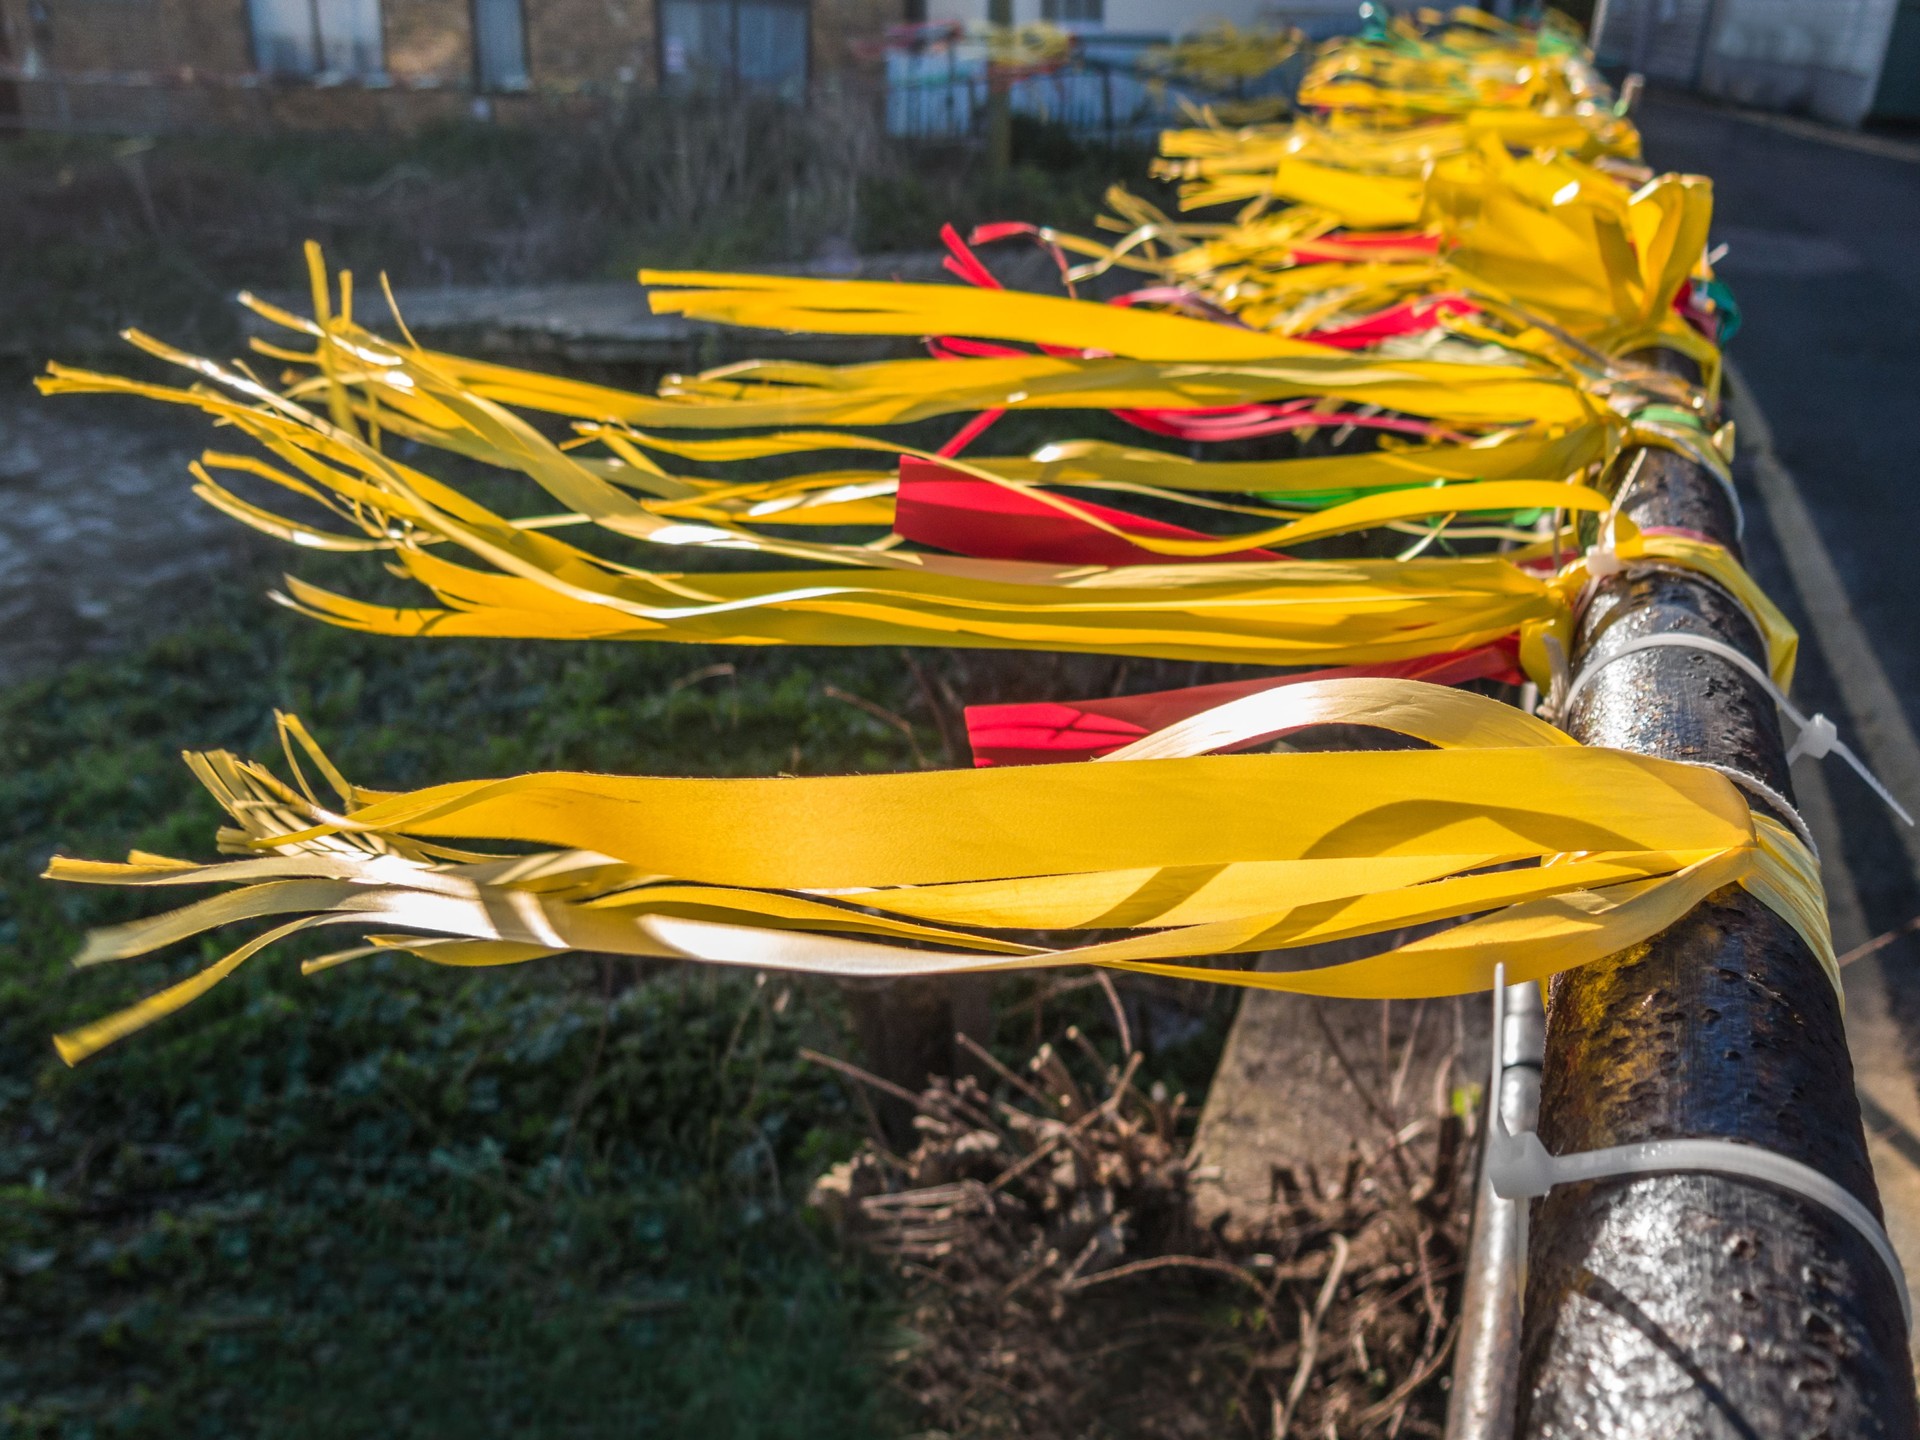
[985,0,1012,173]
[1516,354,1918,1434]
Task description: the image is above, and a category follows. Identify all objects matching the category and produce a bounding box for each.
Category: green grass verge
[0,109,1197,1434]
[0,113,1155,368]
[0,595,950,1438]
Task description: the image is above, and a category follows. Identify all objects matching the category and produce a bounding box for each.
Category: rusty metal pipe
[1515,359,1917,1434]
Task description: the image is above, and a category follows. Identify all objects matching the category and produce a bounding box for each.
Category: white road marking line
[1801,756,1920,1355]
[1734,361,1920,1342]
[1727,360,1920,878]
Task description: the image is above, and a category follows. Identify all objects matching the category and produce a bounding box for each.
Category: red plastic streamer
[892,456,1285,565]
[964,642,1525,766]
[1301,294,1477,349]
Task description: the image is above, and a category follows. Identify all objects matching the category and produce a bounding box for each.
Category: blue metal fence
[884,32,1279,145]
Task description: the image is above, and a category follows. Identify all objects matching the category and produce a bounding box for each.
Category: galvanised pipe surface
[1448,979,1545,1440]
[1515,358,1918,1436]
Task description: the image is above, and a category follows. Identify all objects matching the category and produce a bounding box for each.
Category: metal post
[985,0,1012,172]
[1448,980,1544,1440]
[1590,0,1614,60]
[1515,353,1919,1434]
[1629,0,1656,78]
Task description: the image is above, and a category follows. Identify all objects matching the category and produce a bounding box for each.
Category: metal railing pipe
[1515,358,1918,1434]
[1448,979,1544,1440]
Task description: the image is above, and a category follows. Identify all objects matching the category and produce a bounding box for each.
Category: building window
[661,0,808,101]
[250,0,385,79]
[1040,0,1102,23]
[473,0,529,89]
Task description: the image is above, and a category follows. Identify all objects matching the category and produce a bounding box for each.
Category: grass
[0,110,1212,1437]
[0,575,1239,1438]
[0,103,1156,367]
[0,597,956,1439]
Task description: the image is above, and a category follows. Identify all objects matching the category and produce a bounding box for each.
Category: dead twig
[899,649,966,766]
[1312,1001,1415,1189]
[1352,1324,1458,1427]
[957,1032,1055,1109]
[1274,1233,1350,1438]
[812,1030,1466,1439]
[1061,1251,1285,1305]
[1096,970,1134,1054]
[1839,909,1920,967]
[798,1046,938,1114]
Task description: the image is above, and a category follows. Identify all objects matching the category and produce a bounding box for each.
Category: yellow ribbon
[47,681,1834,1065]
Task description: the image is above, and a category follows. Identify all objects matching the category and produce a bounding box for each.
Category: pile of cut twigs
[810,1027,1470,1438]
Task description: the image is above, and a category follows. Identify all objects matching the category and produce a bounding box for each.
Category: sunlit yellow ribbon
[36,9,1815,1080]
[47,681,1833,1065]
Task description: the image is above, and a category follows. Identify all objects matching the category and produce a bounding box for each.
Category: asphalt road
[1637,95,1920,1044]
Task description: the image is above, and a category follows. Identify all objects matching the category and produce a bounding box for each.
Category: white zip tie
[1561,632,1914,827]
[1483,967,1912,1331]
[1535,632,1571,720]
[1568,482,1769,664]
[1581,508,1626,580]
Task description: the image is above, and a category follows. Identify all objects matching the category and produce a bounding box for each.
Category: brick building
[0,0,896,131]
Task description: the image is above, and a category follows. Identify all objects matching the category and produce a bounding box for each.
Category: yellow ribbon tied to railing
[47,681,1833,1065]
[36,8,1816,1077]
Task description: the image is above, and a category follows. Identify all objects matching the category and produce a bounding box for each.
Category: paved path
[0,392,269,686]
[272,248,1062,367]
[0,248,1033,688]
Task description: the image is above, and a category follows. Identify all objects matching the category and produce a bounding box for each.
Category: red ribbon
[964,642,1524,766]
[893,457,1285,566]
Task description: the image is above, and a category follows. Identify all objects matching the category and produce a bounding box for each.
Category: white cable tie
[1787,712,1837,763]
[1486,1129,1912,1331]
[1826,739,1912,827]
[1485,966,1911,1332]
[1562,633,1914,828]
[1580,509,1629,585]
[1538,632,1571,721]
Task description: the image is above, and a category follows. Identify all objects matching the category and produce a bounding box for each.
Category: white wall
[1597,0,1902,127]
[1699,0,1901,126]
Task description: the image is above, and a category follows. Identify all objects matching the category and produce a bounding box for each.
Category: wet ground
[0,390,269,685]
